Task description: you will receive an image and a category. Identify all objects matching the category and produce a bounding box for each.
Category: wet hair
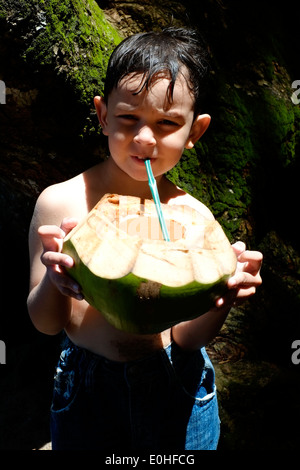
[103,27,210,116]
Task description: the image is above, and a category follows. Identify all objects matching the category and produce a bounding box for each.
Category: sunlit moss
[23,0,122,105]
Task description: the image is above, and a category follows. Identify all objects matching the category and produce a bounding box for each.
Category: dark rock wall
[0,0,299,450]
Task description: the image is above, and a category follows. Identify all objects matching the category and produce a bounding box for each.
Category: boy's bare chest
[66,300,171,361]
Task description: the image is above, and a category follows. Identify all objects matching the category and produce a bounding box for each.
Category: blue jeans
[50,338,220,450]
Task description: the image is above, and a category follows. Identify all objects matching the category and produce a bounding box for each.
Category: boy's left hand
[216,241,263,308]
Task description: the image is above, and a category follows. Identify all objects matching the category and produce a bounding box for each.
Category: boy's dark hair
[103,27,210,116]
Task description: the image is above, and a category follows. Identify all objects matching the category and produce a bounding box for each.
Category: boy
[27,28,262,450]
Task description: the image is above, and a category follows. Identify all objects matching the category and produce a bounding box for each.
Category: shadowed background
[0,0,299,450]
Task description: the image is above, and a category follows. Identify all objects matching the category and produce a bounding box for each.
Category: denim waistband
[58,335,213,391]
[60,335,174,380]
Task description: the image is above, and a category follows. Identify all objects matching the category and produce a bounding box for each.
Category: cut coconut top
[64,194,237,288]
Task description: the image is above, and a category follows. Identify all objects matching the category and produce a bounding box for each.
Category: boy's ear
[94,96,109,135]
[185,114,211,149]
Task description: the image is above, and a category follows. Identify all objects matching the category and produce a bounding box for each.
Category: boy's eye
[118,114,137,121]
[159,119,179,127]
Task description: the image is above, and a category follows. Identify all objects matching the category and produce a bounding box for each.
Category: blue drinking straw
[145,159,170,242]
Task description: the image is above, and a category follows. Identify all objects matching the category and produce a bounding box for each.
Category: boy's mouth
[133,155,150,161]
[131,155,154,163]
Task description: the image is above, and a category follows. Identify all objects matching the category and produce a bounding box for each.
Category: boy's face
[96,72,210,181]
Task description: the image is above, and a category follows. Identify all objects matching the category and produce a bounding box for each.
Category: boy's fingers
[38,219,78,254]
[231,241,246,256]
[49,270,83,300]
[41,251,74,268]
[60,217,78,235]
[38,225,66,238]
[228,270,262,288]
[228,272,251,288]
[38,225,66,252]
[237,251,263,268]
[237,251,263,275]
[237,250,263,262]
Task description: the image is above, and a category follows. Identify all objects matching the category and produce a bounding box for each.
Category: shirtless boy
[27,28,262,450]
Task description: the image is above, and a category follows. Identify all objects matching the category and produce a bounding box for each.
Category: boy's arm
[171,242,263,350]
[27,189,82,335]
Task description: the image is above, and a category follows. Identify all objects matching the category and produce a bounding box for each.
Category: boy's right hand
[38,217,83,300]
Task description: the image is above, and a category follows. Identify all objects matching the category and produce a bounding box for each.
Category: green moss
[167,65,300,242]
[167,84,256,239]
[255,88,300,167]
[23,0,122,105]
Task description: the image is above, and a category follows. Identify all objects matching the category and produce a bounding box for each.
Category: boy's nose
[133,126,156,146]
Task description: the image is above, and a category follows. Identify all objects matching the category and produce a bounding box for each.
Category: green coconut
[62,193,237,334]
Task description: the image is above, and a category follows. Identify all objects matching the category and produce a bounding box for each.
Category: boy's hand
[38,217,83,300]
[216,241,263,308]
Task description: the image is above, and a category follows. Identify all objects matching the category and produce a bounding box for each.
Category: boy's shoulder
[33,172,87,224]
[167,190,215,221]
[38,173,83,204]
[41,172,84,196]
